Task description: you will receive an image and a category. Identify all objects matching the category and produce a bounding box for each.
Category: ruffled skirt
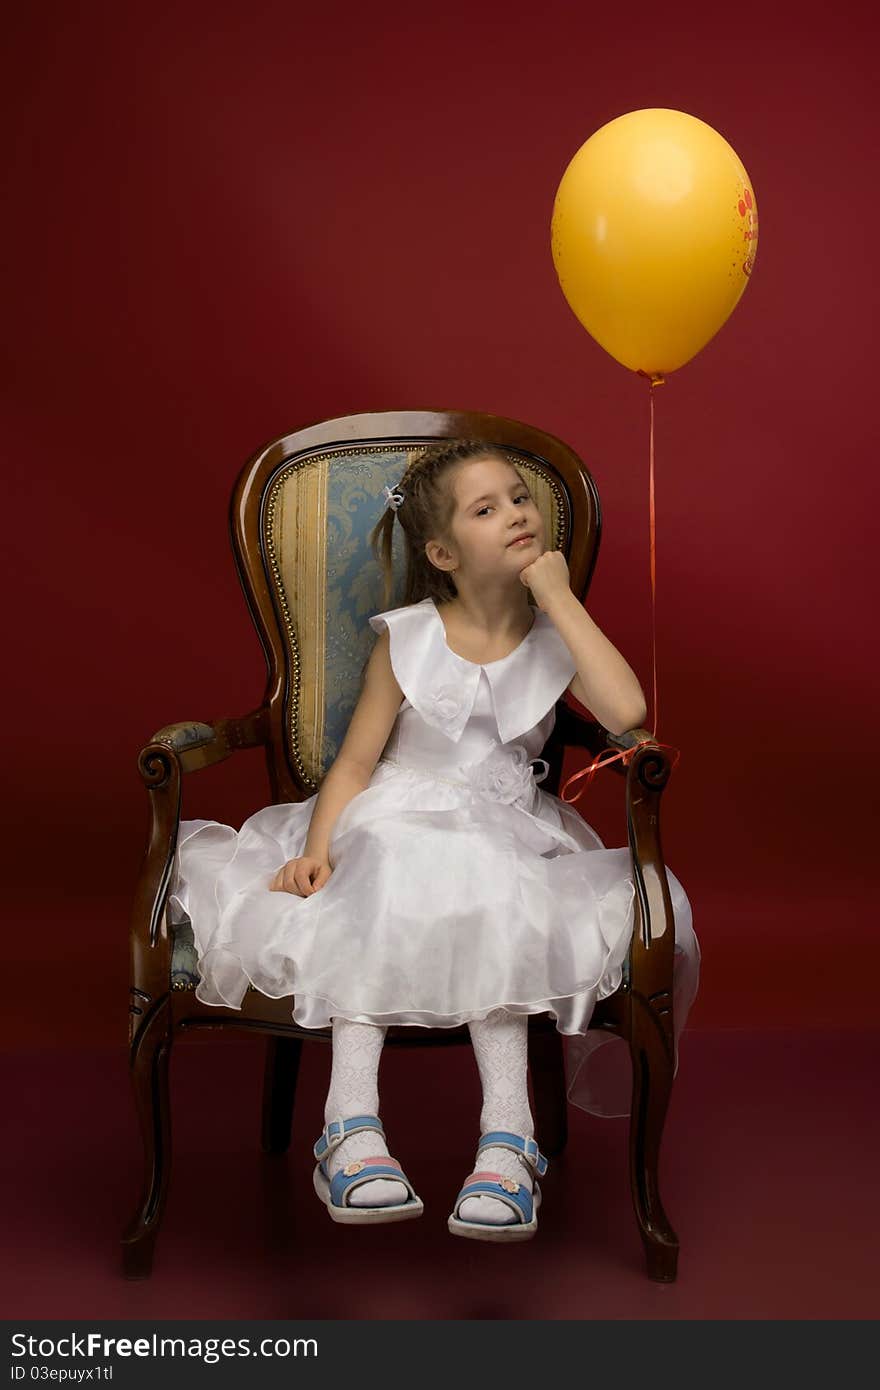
[169,758,700,1117]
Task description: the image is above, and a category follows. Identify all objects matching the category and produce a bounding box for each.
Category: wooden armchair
[123,409,681,1282]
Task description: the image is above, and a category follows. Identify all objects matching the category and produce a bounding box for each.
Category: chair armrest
[131,708,269,969]
[552,697,677,1014]
[553,699,658,772]
[149,707,268,773]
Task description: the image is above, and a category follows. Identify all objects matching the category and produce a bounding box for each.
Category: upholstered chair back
[231,423,592,801]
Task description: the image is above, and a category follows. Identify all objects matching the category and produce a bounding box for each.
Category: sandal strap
[476,1131,548,1178]
[313,1114,384,1160]
[453,1175,535,1224]
[328,1160,416,1209]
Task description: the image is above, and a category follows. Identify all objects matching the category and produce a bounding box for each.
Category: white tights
[323,1017,407,1206]
[323,1009,535,1223]
[462,1007,535,1224]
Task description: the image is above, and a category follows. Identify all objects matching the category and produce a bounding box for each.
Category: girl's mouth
[507,534,534,547]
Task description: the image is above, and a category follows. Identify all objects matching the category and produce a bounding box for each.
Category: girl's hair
[369,439,530,610]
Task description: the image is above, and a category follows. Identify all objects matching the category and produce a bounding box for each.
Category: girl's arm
[550,590,647,735]
[302,627,404,866]
[520,552,647,736]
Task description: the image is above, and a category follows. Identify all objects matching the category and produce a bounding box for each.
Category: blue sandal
[312,1115,424,1224]
[447,1131,548,1242]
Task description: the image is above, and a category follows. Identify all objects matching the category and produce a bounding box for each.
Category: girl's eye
[472,494,528,517]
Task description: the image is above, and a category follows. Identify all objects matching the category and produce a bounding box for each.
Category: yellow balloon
[551,109,758,376]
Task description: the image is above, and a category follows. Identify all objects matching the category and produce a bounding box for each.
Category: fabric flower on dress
[426,683,468,724]
[462,742,550,809]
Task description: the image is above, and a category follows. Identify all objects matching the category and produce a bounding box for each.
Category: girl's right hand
[269,856,333,897]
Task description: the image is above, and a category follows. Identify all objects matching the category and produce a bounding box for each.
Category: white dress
[169,596,700,1117]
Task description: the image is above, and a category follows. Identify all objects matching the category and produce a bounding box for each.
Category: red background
[4,0,877,1047]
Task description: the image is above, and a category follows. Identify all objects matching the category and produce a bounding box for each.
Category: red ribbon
[560,371,681,805]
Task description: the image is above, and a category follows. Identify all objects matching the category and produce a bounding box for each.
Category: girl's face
[443,456,546,580]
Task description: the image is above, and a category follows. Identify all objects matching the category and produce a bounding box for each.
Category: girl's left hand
[518,549,571,611]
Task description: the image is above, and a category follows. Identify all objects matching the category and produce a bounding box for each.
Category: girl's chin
[508,543,538,560]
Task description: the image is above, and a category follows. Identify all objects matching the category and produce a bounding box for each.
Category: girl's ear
[424,538,457,574]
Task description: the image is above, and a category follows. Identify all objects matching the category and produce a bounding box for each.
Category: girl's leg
[323,1016,408,1207]
[462,1007,535,1225]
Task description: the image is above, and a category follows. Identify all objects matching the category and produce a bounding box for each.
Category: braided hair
[369,439,528,609]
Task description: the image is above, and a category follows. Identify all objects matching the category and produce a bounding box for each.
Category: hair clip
[382,484,405,512]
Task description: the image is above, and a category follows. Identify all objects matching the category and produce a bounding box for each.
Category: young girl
[170,440,700,1242]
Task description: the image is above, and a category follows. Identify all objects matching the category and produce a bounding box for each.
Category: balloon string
[647,370,659,740]
[560,371,681,804]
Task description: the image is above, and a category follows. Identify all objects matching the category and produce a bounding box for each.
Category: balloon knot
[637,369,666,386]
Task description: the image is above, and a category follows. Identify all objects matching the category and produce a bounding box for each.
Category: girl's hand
[518,549,572,612]
[269,855,333,897]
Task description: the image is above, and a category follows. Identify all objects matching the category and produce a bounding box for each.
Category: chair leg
[121,997,173,1279]
[628,995,679,1282]
[528,1025,568,1157]
[261,1036,304,1155]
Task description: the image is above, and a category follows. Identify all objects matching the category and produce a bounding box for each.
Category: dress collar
[369,597,578,745]
[439,600,575,745]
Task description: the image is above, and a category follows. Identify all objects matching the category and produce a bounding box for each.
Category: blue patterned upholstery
[170,913,201,990]
[307,448,411,775]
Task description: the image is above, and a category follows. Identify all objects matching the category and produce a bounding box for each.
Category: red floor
[2,1028,877,1320]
